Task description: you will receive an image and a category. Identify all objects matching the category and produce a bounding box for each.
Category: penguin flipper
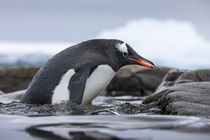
[68,63,96,107]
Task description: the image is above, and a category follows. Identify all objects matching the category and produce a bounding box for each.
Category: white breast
[81,65,116,105]
[52,69,75,104]
[51,65,116,105]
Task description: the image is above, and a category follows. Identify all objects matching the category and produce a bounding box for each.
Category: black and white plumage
[20,39,154,106]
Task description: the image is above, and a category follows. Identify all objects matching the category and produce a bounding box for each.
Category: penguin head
[81,39,154,71]
[109,40,155,70]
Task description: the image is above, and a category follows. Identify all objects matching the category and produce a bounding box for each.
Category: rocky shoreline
[0,66,210,117]
[107,66,210,118]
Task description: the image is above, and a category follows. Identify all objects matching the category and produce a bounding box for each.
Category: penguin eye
[122,52,128,57]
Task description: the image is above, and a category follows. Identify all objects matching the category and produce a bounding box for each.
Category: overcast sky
[0,0,210,42]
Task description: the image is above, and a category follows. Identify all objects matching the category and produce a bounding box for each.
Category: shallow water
[0,95,210,140]
[1,114,210,140]
[0,96,154,116]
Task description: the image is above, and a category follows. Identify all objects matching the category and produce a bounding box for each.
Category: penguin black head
[114,41,155,69]
[82,39,155,71]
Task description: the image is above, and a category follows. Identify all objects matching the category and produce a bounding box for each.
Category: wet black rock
[143,69,210,117]
[0,66,39,93]
[106,65,171,96]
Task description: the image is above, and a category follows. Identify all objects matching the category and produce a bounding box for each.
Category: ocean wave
[97,18,210,69]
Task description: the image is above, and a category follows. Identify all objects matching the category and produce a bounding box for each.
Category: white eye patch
[116,42,128,53]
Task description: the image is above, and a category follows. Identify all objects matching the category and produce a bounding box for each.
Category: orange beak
[128,58,155,69]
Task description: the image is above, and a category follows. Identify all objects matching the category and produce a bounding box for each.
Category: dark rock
[106,65,171,96]
[0,66,39,93]
[143,69,210,117]
[175,69,210,84]
[142,69,189,104]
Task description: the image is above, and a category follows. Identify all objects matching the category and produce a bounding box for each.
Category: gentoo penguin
[20,39,154,107]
